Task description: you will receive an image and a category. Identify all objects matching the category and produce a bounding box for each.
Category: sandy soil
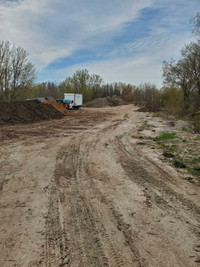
[0,105,200,267]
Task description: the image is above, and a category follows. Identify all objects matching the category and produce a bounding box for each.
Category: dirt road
[0,105,200,267]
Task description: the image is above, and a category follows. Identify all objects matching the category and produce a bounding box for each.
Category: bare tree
[163,41,200,99]
[181,41,200,95]
[192,12,200,39]
[0,41,35,101]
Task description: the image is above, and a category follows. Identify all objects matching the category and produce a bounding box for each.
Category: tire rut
[45,184,70,267]
[81,136,146,267]
[51,143,108,266]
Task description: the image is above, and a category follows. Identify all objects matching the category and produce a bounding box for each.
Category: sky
[0,0,199,87]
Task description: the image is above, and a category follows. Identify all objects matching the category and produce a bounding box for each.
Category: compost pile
[0,100,63,125]
[85,95,128,108]
[43,100,71,115]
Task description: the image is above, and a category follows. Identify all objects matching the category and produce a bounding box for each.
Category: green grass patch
[153,132,177,141]
[173,159,186,168]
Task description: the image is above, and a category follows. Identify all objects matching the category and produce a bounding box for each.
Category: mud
[0,106,200,267]
[0,100,63,125]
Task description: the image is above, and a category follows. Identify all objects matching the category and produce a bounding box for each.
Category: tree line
[0,13,200,118]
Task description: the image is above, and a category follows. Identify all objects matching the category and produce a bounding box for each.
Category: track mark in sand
[45,184,70,267]
[109,206,145,267]
[53,145,109,267]
[68,194,109,266]
[82,146,145,267]
[53,137,141,267]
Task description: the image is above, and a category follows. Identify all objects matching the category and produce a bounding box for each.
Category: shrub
[163,152,174,158]
[161,87,184,116]
[192,166,200,176]
[173,159,186,168]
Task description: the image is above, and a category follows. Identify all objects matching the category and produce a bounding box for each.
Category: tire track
[79,129,146,267]
[45,184,70,267]
[52,143,109,266]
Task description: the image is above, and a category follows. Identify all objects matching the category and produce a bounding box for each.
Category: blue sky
[0,0,199,87]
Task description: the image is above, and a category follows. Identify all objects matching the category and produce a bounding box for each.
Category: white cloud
[0,0,199,86]
[0,0,153,68]
[51,30,195,87]
[61,56,162,86]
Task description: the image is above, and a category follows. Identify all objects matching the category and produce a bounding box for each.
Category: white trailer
[64,93,83,109]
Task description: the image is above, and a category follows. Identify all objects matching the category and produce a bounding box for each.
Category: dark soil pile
[85,95,128,108]
[0,100,63,125]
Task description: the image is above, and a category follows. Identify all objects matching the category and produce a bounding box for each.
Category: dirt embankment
[0,100,63,125]
[85,95,128,108]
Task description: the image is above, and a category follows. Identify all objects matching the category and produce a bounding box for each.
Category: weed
[163,151,174,158]
[139,136,144,139]
[158,143,177,152]
[182,126,189,132]
[194,136,200,140]
[183,177,195,183]
[173,159,186,168]
[193,121,200,133]
[192,166,200,177]
[170,144,177,150]
[154,112,164,117]
[137,142,146,145]
[191,156,200,163]
[152,129,156,132]
[146,124,157,128]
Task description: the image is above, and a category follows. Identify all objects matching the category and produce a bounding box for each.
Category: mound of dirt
[0,100,63,125]
[43,100,71,115]
[85,95,128,108]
